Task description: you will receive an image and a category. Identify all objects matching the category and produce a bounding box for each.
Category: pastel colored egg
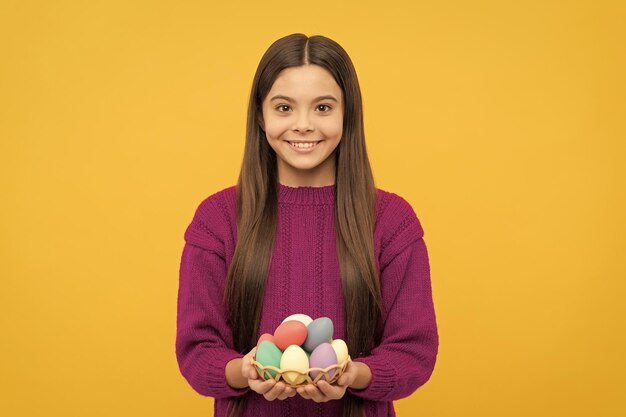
[280,345,309,385]
[309,343,338,380]
[256,333,275,347]
[255,340,282,379]
[303,317,334,352]
[281,313,313,327]
[331,339,349,364]
[274,320,307,351]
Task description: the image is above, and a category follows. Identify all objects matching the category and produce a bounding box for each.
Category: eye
[275,104,291,112]
[317,104,332,112]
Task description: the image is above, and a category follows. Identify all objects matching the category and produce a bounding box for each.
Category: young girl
[176,33,439,417]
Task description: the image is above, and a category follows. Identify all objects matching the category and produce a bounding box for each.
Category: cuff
[347,354,397,401]
[196,348,251,398]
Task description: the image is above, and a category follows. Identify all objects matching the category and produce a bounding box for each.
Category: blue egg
[303,317,333,352]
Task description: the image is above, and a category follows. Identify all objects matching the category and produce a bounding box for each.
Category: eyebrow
[270,94,338,103]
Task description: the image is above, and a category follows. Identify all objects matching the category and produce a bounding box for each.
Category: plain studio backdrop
[0,1,624,416]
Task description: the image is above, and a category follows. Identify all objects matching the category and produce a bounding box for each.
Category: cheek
[264,115,291,140]
[320,116,343,139]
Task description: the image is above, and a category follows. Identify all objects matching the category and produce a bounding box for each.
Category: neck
[277,153,336,187]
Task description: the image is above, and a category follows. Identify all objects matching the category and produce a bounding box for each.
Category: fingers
[304,384,320,401]
[249,377,276,395]
[305,382,328,403]
[337,362,357,387]
[276,385,297,400]
[241,347,260,380]
[296,380,345,402]
[241,359,259,380]
[248,378,297,401]
[317,380,344,399]
[263,381,290,401]
[296,385,312,400]
[243,347,295,401]
[244,362,259,380]
[250,371,351,402]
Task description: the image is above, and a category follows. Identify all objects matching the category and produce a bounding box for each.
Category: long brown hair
[225,33,383,417]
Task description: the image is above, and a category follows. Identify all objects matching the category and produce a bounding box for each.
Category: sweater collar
[278,182,336,205]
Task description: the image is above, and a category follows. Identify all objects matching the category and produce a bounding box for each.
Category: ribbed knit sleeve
[347,194,439,402]
[175,196,250,399]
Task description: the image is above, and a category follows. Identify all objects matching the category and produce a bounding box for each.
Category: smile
[289,141,320,149]
[287,141,321,153]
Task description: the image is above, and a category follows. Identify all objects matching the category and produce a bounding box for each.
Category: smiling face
[260,64,344,187]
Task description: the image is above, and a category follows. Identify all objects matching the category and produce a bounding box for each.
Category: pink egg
[273,320,307,351]
[256,333,275,348]
[308,343,338,380]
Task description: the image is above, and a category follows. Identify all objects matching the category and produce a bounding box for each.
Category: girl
[176,33,439,417]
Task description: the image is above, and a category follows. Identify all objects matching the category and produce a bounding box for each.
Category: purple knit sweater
[176,183,438,417]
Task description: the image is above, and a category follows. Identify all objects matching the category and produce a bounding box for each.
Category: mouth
[286,140,322,150]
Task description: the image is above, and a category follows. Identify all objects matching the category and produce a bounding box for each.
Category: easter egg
[303,317,333,352]
[331,339,349,364]
[281,313,313,327]
[309,342,338,380]
[280,345,309,385]
[255,340,282,379]
[257,333,275,347]
[274,320,307,351]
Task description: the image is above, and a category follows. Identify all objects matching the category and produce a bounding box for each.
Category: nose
[292,110,314,133]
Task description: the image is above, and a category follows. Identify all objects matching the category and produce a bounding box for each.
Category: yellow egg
[280,345,309,385]
[331,339,349,364]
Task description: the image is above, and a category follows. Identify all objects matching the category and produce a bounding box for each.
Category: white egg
[281,313,313,327]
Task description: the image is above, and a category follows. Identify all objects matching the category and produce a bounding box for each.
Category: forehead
[268,65,342,101]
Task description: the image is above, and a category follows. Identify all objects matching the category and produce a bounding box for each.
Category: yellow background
[1,0,624,416]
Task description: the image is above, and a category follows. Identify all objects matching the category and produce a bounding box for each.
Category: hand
[241,346,297,401]
[296,360,359,403]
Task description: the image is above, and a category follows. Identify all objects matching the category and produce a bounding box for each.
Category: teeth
[290,141,319,149]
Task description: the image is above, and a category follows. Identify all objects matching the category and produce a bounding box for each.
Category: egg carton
[250,355,352,388]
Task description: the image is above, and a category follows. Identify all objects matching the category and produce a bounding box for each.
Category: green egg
[256,340,283,379]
